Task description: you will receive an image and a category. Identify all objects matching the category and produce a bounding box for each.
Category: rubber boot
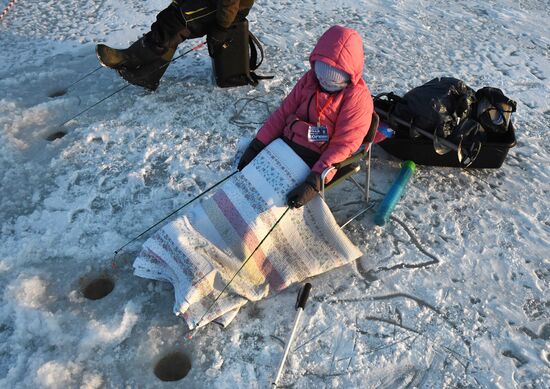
[97,36,175,91]
[117,47,175,91]
[96,37,161,70]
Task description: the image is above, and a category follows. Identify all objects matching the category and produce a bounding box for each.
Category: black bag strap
[374,92,404,127]
[374,92,420,138]
[248,31,274,85]
[249,32,262,71]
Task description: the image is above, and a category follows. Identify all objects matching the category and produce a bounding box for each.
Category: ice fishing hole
[82,277,114,300]
[45,131,67,141]
[154,352,192,382]
[48,89,67,98]
[539,323,550,340]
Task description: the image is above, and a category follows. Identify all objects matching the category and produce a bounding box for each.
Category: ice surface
[1,0,549,387]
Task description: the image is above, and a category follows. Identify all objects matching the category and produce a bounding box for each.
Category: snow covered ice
[1,0,549,388]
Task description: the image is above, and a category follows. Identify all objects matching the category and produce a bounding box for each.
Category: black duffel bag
[374,77,517,168]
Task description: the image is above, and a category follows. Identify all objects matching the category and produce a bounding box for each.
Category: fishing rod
[112,170,237,267]
[52,41,206,132]
[192,207,291,329]
[272,282,312,387]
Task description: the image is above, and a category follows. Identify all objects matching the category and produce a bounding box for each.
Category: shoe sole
[117,68,159,91]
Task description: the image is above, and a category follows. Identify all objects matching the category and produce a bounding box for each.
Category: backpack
[474,87,517,134]
[208,19,273,88]
[393,77,478,140]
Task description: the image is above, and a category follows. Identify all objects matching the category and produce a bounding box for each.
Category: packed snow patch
[6,275,50,309]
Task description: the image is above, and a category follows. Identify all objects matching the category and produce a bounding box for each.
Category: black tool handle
[295,283,312,310]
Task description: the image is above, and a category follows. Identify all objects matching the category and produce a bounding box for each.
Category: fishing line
[112,170,238,267]
[52,41,207,131]
[48,65,103,98]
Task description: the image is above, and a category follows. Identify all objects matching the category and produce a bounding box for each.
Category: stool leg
[320,167,335,199]
[365,146,372,204]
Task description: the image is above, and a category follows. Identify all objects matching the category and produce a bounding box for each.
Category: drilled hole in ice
[539,323,550,340]
[82,277,114,300]
[48,89,67,98]
[154,352,192,382]
[45,131,67,141]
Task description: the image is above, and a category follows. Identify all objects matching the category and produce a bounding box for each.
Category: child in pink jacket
[238,25,374,208]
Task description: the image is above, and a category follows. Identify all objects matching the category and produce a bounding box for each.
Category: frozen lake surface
[1,0,549,387]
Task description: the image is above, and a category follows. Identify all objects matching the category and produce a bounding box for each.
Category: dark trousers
[283,138,321,169]
[148,0,250,51]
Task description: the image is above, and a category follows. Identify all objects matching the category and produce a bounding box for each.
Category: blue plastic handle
[374,160,416,226]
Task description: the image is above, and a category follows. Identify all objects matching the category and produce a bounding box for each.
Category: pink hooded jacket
[255,25,374,182]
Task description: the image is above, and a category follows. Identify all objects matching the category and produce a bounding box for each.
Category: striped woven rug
[133,139,362,329]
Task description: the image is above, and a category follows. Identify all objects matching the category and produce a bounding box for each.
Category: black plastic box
[375,99,517,169]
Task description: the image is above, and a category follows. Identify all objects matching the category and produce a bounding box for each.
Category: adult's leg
[97,4,183,69]
[147,3,192,52]
[118,0,217,90]
[97,1,249,90]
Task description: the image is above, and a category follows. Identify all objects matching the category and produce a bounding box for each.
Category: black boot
[96,37,161,70]
[96,36,175,91]
[117,47,175,91]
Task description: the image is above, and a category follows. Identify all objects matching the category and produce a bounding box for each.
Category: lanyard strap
[315,90,334,126]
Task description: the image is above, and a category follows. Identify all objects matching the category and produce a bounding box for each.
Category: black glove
[207,24,230,51]
[237,138,265,171]
[287,172,322,208]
